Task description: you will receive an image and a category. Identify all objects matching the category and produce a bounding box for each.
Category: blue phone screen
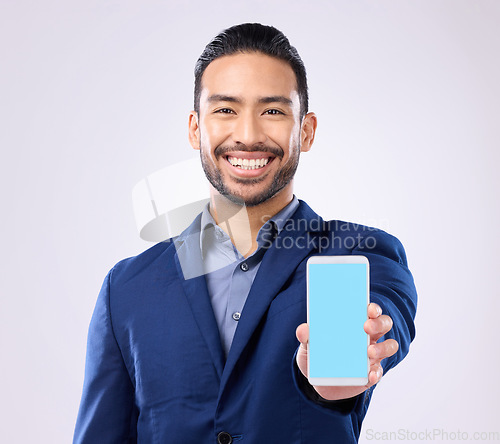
[309,262,368,378]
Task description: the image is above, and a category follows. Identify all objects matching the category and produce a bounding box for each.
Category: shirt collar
[199,195,299,259]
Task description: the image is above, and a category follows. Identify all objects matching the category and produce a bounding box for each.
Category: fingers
[368,339,399,361]
[367,302,383,319]
[296,323,309,346]
[368,361,384,385]
[364,314,393,342]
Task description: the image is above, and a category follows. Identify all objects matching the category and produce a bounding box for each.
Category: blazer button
[240,262,249,272]
[217,431,233,444]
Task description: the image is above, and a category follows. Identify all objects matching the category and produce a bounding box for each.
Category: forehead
[200,52,299,103]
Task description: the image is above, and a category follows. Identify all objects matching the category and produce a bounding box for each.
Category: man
[74,23,417,443]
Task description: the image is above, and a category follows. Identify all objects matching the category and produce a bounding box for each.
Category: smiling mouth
[226,155,274,170]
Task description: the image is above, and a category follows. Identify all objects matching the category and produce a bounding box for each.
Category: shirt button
[240,262,249,272]
[232,312,241,321]
[217,431,233,444]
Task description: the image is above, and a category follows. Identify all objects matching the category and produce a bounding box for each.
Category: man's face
[189,52,315,207]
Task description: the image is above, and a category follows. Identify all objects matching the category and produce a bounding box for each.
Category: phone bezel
[306,255,370,387]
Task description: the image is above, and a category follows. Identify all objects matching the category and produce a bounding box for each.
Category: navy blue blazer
[73,200,417,443]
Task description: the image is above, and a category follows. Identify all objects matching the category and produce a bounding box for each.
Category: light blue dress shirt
[199,196,299,356]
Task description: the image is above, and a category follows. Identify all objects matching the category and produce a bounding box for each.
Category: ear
[188,111,201,150]
[300,112,317,153]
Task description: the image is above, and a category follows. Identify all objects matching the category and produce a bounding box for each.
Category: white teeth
[227,156,271,170]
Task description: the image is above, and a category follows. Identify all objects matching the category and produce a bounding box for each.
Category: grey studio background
[1,1,499,443]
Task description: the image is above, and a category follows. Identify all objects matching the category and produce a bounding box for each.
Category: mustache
[214,144,284,159]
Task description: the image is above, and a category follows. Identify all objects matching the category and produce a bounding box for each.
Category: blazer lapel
[219,201,325,392]
[174,216,225,379]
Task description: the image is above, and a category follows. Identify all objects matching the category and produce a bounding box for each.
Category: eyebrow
[207,94,293,107]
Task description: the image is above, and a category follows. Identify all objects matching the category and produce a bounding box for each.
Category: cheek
[268,123,301,153]
[289,121,303,147]
[200,121,230,149]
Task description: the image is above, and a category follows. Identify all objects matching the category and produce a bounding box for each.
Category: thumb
[295,323,309,377]
[296,323,309,348]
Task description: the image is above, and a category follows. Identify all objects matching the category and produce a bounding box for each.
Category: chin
[226,188,281,207]
[219,192,261,207]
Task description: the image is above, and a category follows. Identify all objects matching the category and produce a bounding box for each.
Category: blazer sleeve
[73,268,137,444]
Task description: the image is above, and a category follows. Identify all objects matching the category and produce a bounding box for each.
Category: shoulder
[108,211,204,285]
[328,220,408,266]
[109,238,178,286]
[294,199,408,264]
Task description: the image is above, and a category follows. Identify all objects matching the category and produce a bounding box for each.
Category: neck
[209,184,294,257]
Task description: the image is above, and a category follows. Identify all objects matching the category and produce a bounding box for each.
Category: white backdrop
[1,1,499,442]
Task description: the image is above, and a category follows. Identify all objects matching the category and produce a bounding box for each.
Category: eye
[215,108,234,114]
[264,109,284,115]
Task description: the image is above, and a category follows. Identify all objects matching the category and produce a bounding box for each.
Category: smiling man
[74,23,417,444]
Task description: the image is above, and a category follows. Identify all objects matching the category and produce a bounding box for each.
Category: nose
[231,113,267,147]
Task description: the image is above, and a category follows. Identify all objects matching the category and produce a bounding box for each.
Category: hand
[295,302,399,401]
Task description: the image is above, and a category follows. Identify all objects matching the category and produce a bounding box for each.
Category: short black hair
[194,23,309,120]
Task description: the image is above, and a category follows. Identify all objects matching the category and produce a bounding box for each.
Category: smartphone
[306,255,370,386]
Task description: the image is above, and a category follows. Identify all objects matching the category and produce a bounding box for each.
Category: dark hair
[194,23,309,119]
